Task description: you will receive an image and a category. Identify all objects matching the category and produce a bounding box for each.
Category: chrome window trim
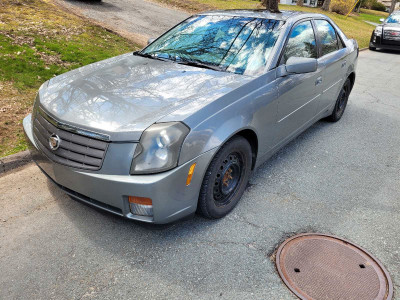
[36,106,111,142]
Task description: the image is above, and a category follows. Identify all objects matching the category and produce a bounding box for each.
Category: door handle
[315,76,323,86]
[341,61,347,68]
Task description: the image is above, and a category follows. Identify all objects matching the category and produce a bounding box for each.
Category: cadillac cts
[23,10,358,224]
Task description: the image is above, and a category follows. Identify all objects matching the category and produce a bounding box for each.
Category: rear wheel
[327,78,351,122]
[198,136,252,219]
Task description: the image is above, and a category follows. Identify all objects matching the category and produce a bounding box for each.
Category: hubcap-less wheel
[213,152,242,206]
[328,78,351,122]
[198,136,252,219]
[336,83,349,117]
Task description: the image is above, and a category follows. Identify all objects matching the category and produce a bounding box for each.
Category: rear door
[313,19,348,115]
[274,20,323,146]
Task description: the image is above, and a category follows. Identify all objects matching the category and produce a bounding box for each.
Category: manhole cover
[276,233,393,300]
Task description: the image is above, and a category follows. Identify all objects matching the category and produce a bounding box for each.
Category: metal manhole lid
[276,233,393,300]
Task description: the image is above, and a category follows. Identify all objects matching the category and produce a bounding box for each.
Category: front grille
[32,109,109,170]
[383,30,400,41]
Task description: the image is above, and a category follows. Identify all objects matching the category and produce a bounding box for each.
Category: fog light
[129,196,153,216]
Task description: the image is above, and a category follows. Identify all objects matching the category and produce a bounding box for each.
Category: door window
[283,21,317,63]
[314,20,339,56]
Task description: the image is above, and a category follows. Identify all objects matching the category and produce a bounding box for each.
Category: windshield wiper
[175,60,225,72]
[133,51,169,62]
[134,51,225,72]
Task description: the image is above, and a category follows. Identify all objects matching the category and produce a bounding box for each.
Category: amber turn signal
[186,163,196,186]
[128,196,152,205]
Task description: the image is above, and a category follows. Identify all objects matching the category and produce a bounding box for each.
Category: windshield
[142,15,283,76]
[386,14,400,23]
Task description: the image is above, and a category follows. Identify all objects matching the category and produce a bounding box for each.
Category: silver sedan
[23,10,358,224]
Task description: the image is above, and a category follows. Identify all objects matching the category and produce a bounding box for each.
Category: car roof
[199,9,327,21]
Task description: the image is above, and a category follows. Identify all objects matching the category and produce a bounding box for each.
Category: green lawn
[356,8,389,24]
[360,7,389,17]
[0,0,139,157]
[156,0,379,48]
[357,12,386,23]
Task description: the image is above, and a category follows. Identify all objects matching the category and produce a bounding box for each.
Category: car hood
[38,53,250,141]
[383,23,400,30]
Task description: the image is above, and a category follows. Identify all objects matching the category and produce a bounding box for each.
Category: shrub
[371,1,387,11]
[330,0,354,15]
[361,0,387,11]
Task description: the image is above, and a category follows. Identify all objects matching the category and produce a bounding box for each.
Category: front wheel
[327,78,351,122]
[369,46,376,51]
[197,136,252,219]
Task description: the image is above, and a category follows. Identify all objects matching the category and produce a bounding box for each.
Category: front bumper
[370,42,400,51]
[370,33,400,51]
[23,114,216,224]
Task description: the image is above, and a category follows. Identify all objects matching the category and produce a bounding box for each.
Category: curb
[0,150,32,175]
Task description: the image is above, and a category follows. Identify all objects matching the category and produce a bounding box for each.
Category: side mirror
[278,57,318,77]
[147,38,156,45]
[380,18,385,23]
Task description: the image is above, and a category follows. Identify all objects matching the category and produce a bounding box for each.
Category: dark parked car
[24,10,358,224]
[370,12,400,51]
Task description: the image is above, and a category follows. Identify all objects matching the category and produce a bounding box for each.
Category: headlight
[130,122,190,174]
[374,26,382,36]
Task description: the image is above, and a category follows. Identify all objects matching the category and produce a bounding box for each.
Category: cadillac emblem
[49,134,61,151]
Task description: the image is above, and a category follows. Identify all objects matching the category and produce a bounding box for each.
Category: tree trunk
[321,0,331,10]
[297,0,304,6]
[389,0,396,13]
[261,0,281,12]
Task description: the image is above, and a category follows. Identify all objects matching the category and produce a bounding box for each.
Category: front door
[274,20,323,146]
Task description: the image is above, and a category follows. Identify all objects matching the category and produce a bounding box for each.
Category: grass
[0,0,139,157]
[360,8,389,17]
[155,0,379,48]
[357,13,384,23]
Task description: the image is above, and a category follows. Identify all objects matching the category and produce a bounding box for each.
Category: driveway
[1,50,400,299]
[57,0,189,42]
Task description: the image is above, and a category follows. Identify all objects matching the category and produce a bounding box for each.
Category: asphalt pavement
[56,0,189,43]
[1,49,399,299]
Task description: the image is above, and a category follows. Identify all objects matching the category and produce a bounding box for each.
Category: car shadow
[47,177,221,236]
[373,49,400,55]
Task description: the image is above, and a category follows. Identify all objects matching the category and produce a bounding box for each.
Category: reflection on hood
[39,53,251,141]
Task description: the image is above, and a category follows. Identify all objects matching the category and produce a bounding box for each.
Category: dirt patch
[36,51,74,67]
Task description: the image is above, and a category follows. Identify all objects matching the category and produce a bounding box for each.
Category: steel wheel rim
[337,84,349,115]
[213,152,243,206]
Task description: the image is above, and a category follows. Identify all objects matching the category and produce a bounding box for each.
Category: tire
[327,78,351,122]
[197,136,252,219]
[369,46,376,51]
